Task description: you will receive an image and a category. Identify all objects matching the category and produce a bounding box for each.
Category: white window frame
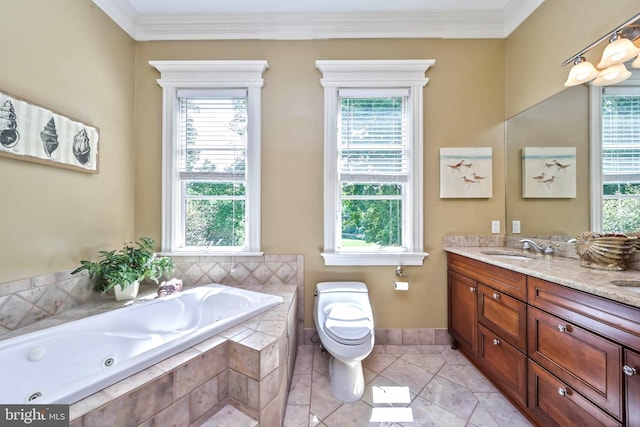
[150,60,268,255]
[316,60,434,266]
[589,71,640,232]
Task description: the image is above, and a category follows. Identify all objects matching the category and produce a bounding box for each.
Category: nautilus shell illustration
[72,128,91,165]
[575,231,637,271]
[0,100,19,148]
[40,118,59,157]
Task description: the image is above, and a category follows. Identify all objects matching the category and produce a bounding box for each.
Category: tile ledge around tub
[69,287,294,420]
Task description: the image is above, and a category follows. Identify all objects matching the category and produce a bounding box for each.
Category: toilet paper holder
[394,266,411,290]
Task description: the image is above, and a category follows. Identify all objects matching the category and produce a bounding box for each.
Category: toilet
[313,281,374,402]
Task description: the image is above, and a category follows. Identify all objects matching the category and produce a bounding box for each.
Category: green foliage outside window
[341,184,402,247]
[603,184,640,234]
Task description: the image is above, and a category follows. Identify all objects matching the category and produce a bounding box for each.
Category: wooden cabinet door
[528,306,623,420]
[448,270,477,356]
[477,323,527,405]
[625,349,640,427]
[477,283,527,352]
[528,361,621,427]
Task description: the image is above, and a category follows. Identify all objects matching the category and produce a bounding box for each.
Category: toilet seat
[323,305,372,346]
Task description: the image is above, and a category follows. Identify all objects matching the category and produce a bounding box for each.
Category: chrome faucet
[519,239,554,256]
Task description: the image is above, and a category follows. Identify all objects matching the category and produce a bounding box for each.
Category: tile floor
[283,344,534,427]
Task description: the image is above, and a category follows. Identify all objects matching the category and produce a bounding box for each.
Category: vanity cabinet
[448,253,528,405]
[625,350,640,427]
[447,252,640,427]
[448,269,477,355]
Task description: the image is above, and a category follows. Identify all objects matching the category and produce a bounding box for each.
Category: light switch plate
[491,220,500,234]
[512,220,521,234]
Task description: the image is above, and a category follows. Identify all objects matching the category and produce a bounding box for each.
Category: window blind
[601,88,640,181]
[177,89,248,181]
[338,89,409,183]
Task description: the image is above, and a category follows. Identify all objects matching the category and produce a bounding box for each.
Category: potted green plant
[72,237,174,300]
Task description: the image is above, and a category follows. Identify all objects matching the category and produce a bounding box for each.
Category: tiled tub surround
[0,283,297,426]
[0,254,305,339]
[0,284,283,405]
[67,284,297,426]
[0,270,94,334]
[0,254,304,426]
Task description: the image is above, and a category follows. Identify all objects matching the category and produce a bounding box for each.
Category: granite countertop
[444,246,640,309]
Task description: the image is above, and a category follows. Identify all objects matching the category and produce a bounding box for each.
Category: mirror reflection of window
[591,75,640,234]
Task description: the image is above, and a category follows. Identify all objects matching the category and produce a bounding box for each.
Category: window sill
[159,251,264,257]
[320,251,429,266]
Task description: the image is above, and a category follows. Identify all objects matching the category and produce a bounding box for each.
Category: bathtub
[0,284,283,404]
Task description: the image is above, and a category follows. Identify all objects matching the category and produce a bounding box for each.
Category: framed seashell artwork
[0,89,99,173]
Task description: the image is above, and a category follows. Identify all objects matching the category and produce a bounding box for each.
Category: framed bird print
[0,89,99,173]
[440,147,493,198]
[522,147,576,198]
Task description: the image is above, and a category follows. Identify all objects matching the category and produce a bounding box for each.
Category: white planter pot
[113,280,140,301]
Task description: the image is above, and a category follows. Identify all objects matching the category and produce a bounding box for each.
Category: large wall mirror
[505,86,590,239]
[505,71,640,240]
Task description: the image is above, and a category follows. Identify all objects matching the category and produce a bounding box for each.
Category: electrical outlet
[491,220,500,234]
[512,220,521,234]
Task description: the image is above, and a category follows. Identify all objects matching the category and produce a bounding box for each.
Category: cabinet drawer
[625,350,640,427]
[528,361,621,427]
[477,323,527,406]
[448,253,527,300]
[478,284,527,352]
[528,276,640,352]
[528,307,622,419]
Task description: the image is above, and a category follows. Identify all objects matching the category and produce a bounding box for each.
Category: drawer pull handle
[557,387,567,396]
[492,293,500,300]
[557,324,567,333]
[492,339,500,346]
[623,365,637,377]
[470,287,476,293]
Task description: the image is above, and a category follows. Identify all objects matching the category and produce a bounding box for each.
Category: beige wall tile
[84,373,174,426]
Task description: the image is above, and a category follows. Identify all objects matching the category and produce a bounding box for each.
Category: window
[316,60,434,266]
[591,73,640,234]
[150,60,267,253]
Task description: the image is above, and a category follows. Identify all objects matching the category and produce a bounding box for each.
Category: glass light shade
[564,59,599,86]
[597,37,640,68]
[632,54,640,69]
[593,63,632,86]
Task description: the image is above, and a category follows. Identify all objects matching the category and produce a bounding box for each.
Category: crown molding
[92,0,545,41]
[92,0,138,39]
[502,0,545,35]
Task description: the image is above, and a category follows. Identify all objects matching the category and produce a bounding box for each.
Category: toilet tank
[316,282,368,294]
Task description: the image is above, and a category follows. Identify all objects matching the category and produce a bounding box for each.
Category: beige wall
[506,0,640,118]
[134,39,506,328]
[0,0,136,282]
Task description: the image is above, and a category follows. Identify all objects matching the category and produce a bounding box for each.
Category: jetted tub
[0,284,283,404]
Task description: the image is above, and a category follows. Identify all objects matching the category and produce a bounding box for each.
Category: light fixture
[562,12,640,87]
[593,63,632,86]
[597,34,640,69]
[564,56,599,86]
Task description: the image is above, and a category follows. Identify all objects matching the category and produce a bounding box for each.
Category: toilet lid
[324,305,372,345]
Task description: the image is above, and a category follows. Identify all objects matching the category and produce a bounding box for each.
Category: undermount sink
[480,250,536,261]
[611,280,640,288]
